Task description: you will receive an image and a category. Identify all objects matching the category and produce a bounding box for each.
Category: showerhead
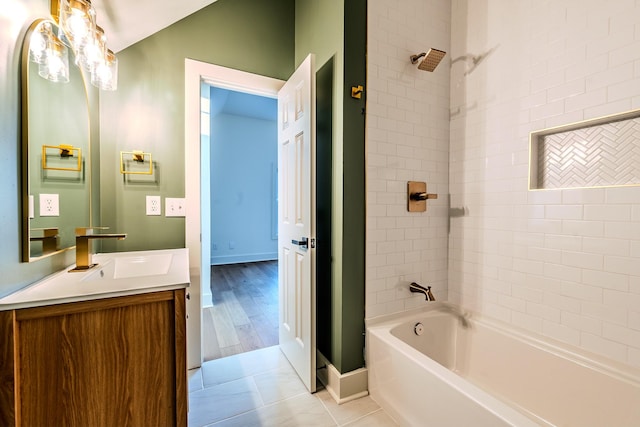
[410,48,447,72]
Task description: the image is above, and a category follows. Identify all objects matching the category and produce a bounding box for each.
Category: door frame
[184,59,284,368]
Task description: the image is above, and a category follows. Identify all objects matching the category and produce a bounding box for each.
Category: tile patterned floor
[188,346,398,427]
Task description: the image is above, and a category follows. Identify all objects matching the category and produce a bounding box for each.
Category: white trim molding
[317,351,369,404]
[185,58,284,368]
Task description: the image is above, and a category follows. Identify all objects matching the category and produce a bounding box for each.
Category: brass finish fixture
[351,85,364,99]
[132,150,145,162]
[70,227,127,271]
[410,48,447,72]
[120,150,153,175]
[50,0,61,21]
[29,227,59,254]
[42,144,82,171]
[407,181,438,212]
[409,282,435,301]
[34,0,119,90]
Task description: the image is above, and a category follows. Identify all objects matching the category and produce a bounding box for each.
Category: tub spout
[410,282,435,301]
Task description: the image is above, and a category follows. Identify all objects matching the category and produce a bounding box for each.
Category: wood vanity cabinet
[0,289,187,427]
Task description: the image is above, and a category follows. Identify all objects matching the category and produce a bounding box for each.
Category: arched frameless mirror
[21,19,91,262]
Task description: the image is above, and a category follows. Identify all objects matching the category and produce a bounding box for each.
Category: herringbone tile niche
[530,110,640,190]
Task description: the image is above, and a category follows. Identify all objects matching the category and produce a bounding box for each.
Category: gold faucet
[30,227,59,255]
[71,227,127,272]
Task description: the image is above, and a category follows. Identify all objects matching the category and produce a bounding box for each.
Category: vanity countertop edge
[0,248,190,311]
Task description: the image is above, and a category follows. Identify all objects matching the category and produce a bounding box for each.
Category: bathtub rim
[366,302,640,390]
[366,305,542,426]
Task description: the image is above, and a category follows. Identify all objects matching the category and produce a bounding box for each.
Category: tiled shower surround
[366,0,640,369]
[366,0,451,317]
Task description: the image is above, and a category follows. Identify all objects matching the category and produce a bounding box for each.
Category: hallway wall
[210,112,277,265]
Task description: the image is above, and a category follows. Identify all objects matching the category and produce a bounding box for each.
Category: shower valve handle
[410,192,438,201]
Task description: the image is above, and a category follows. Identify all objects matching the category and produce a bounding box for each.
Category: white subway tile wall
[366,0,451,318]
[367,0,640,369]
[448,0,640,368]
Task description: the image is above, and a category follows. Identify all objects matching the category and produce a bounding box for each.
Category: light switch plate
[165,197,186,217]
[40,193,59,217]
[146,195,161,216]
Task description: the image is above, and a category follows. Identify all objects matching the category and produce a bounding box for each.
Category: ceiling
[91,0,219,52]
[209,87,277,121]
[88,0,278,121]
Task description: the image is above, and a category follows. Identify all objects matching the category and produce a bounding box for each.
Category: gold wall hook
[351,85,364,99]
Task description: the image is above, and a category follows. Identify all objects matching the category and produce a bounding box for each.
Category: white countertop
[0,248,190,310]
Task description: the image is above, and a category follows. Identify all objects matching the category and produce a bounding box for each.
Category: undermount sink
[82,252,174,281]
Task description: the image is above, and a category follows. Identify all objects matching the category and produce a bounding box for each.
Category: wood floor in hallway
[203,261,278,361]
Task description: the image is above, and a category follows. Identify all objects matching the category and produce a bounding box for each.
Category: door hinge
[311,238,316,248]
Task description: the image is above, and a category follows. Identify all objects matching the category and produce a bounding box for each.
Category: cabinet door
[14,290,186,427]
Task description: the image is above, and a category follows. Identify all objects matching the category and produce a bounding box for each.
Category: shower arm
[410,52,427,64]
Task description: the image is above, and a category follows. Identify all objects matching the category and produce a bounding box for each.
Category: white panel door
[278,54,316,392]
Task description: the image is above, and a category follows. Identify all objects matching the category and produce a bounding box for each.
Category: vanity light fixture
[27,0,118,90]
[91,48,118,90]
[57,0,93,50]
[37,25,70,83]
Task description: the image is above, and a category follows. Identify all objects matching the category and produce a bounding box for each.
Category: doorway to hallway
[202,84,279,362]
[185,59,320,394]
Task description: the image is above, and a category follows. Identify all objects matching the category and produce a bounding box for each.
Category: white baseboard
[211,252,277,265]
[201,289,212,308]
[317,351,368,404]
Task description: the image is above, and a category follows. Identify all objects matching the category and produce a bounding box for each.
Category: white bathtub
[367,303,640,427]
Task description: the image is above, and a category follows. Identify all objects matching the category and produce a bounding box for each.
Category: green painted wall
[295,0,366,374]
[295,0,346,373]
[99,0,295,253]
[341,0,367,373]
[1,0,367,377]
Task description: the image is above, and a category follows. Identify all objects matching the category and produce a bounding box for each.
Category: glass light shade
[59,0,94,50]
[77,25,105,71]
[28,21,50,64]
[38,35,69,83]
[91,49,117,90]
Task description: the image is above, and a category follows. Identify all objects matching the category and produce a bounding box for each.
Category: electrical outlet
[229,241,235,250]
[146,195,161,216]
[39,193,59,217]
[165,197,186,217]
[212,242,218,250]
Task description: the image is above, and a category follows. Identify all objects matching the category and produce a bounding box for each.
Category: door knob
[291,237,309,249]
